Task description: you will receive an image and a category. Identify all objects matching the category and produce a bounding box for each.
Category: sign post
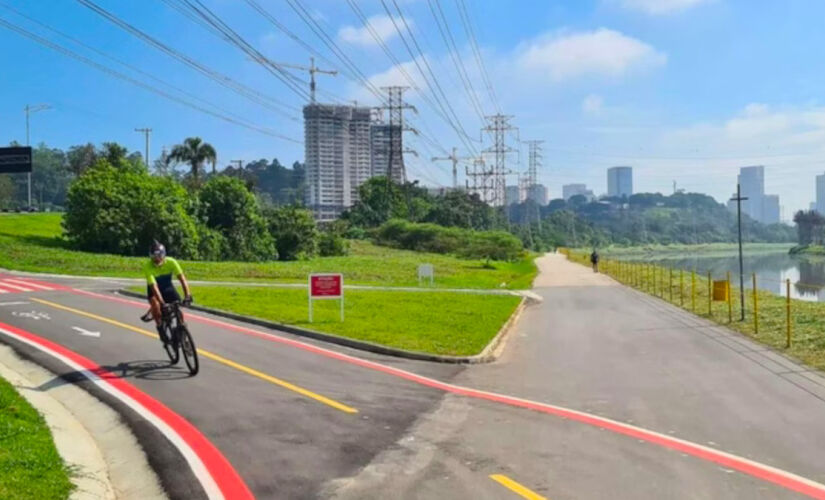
[308,273,344,322]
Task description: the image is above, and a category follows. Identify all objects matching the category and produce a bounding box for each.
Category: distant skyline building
[607,166,633,198]
[526,184,548,205]
[736,165,780,224]
[304,103,372,221]
[562,183,594,202]
[816,173,825,215]
[763,194,780,224]
[505,185,522,206]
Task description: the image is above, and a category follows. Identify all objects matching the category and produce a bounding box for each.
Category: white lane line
[0,288,8,294]
[0,325,226,499]
[72,326,101,338]
[0,301,29,306]
[0,281,34,292]
[4,278,54,291]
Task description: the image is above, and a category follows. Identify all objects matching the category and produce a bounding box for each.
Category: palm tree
[167,137,217,183]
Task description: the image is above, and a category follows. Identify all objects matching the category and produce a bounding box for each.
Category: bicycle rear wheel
[178,325,199,375]
[162,323,179,364]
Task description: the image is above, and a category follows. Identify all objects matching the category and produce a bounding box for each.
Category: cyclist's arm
[151,282,165,304]
[178,273,191,299]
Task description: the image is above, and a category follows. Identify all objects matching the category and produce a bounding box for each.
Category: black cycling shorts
[147,284,181,304]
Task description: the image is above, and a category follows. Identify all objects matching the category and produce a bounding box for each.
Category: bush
[197,176,276,261]
[264,205,318,260]
[375,219,523,261]
[64,160,201,258]
[319,231,349,256]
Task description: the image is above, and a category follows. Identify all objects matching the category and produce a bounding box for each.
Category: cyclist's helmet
[150,240,166,259]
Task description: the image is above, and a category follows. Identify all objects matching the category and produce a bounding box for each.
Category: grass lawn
[599,242,794,258]
[0,214,537,290]
[569,252,825,371]
[0,376,73,500]
[132,285,522,356]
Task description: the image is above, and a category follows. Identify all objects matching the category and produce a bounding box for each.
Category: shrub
[264,205,318,260]
[319,231,349,256]
[375,219,523,261]
[197,176,276,261]
[64,160,200,258]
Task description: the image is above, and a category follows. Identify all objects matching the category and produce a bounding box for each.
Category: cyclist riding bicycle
[140,241,192,342]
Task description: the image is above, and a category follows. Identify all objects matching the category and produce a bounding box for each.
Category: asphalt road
[1,260,825,499]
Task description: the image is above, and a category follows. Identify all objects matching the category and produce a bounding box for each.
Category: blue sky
[2,0,824,217]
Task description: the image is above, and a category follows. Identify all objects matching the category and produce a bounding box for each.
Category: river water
[624,252,825,302]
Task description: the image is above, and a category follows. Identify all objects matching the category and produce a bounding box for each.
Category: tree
[264,205,318,260]
[197,176,275,261]
[63,159,200,258]
[67,143,98,176]
[0,175,14,208]
[168,137,217,183]
[793,210,825,245]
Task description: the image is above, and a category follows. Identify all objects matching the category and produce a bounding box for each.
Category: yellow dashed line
[31,298,358,414]
[490,474,547,500]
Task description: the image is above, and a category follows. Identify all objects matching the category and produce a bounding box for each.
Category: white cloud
[619,0,714,15]
[338,14,408,47]
[582,94,604,114]
[516,29,666,81]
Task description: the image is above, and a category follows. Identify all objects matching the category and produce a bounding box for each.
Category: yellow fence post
[680,269,684,307]
[707,271,712,317]
[786,279,792,348]
[691,270,696,312]
[669,267,673,302]
[752,273,759,333]
[726,271,732,323]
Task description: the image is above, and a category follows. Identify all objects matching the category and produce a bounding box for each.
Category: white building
[816,174,825,215]
[607,166,633,198]
[505,185,522,206]
[736,166,780,224]
[562,183,594,202]
[304,104,372,221]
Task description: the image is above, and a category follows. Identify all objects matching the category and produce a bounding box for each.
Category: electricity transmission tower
[482,114,517,206]
[525,140,544,190]
[134,128,152,167]
[378,86,417,183]
[432,147,472,189]
[466,157,495,204]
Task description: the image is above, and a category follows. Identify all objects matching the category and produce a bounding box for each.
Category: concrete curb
[0,345,167,500]
[116,289,528,364]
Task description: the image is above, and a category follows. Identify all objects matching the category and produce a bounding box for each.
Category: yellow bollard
[786,279,792,348]
[669,267,673,302]
[691,270,696,312]
[752,273,759,333]
[727,271,732,323]
[707,271,712,317]
[680,269,684,307]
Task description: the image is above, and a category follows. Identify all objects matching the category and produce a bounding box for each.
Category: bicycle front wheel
[178,325,199,375]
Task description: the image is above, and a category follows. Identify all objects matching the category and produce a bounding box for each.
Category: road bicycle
[159,299,199,375]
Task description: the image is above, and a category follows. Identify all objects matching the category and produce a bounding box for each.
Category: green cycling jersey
[143,257,183,290]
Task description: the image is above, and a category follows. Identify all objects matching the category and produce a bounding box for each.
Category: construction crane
[248,56,337,104]
[431,147,473,189]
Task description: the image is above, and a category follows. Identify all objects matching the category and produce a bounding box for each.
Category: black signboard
[0,146,32,174]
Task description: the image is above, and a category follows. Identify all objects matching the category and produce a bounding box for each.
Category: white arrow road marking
[12,311,51,320]
[72,326,101,338]
[0,301,30,306]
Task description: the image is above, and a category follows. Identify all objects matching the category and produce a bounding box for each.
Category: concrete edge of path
[116,289,528,364]
[0,344,167,500]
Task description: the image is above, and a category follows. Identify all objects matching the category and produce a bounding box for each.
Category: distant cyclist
[140,241,192,342]
[590,248,600,273]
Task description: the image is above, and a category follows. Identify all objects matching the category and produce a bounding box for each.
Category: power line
[454,0,500,113]
[75,0,298,117]
[0,16,301,142]
[0,2,295,125]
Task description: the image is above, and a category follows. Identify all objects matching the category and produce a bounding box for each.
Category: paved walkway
[334,253,825,499]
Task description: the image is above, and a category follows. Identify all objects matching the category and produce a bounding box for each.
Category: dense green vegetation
[133,286,521,356]
[0,214,537,289]
[0,376,74,499]
[529,192,795,247]
[375,219,523,261]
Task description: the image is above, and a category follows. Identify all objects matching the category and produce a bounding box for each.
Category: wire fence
[560,249,825,371]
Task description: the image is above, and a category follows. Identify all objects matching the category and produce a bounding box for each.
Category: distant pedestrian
[590,248,600,273]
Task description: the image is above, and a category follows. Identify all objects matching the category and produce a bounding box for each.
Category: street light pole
[731,183,748,320]
[24,103,51,209]
[134,128,152,167]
